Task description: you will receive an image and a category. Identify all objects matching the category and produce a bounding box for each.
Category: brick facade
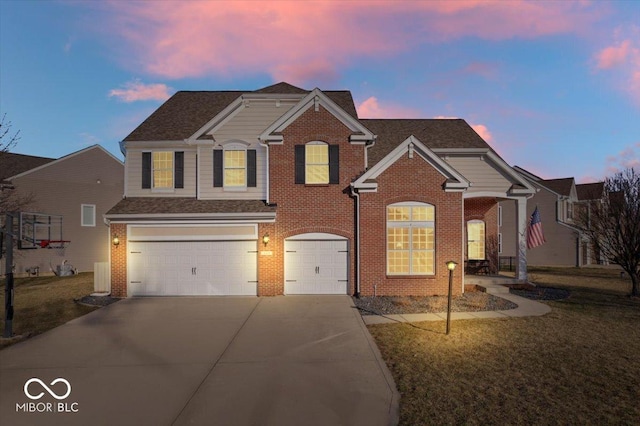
[258,105,362,296]
[109,223,127,297]
[359,154,464,296]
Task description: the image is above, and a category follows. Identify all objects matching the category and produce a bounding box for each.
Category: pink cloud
[470,123,493,142]
[357,97,422,118]
[605,142,640,174]
[595,40,633,69]
[108,80,172,103]
[90,1,604,84]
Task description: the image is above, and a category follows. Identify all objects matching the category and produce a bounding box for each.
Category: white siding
[126,149,197,197]
[443,155,513,194]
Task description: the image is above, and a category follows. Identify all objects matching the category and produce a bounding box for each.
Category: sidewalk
[361,291,551,325]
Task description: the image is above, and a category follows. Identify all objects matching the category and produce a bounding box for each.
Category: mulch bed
[353,292,517,316]
[75,295,121,307]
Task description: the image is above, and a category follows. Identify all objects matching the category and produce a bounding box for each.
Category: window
[467,220,485,260]
[498,232,503,254]
[294,143,339,184]
[387,202,435,275]
[224,150,246,187]
[81,204,95,227]
[142,151,183,190]
[305,142,329,184]
[153,151,173,189]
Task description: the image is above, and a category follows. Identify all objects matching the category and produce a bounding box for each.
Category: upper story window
[142,151,184,190]
[213,144,257,189]
[153,151,173,188]
[305,142,329,184]
[467,220,485,260]
[387,202,435,275]
[295,142,339,185]
[224,150,246,187]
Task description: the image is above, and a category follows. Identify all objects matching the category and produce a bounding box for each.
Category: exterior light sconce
[445,260,457,335]
[112,235,120,247]
[262,234,270,246]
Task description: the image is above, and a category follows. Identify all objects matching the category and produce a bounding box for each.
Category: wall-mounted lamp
[112,235,120,247]
[262,234,270,246]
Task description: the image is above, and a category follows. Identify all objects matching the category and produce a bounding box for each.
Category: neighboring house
[575,181,606,265]
[106,82,536,298]
[1,145,124,275]
[499,167,604,267]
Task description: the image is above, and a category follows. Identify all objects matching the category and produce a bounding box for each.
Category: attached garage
[284,234,348,294]
[127,225,258,296]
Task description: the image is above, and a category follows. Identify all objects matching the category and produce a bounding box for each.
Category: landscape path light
[446,260,458,335]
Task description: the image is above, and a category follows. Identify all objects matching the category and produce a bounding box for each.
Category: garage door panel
[128,241,257,296]
[284,240,348,295]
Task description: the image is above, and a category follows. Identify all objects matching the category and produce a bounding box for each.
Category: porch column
[515,197,528,281]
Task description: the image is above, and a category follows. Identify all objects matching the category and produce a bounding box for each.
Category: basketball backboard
[18,212,64,249]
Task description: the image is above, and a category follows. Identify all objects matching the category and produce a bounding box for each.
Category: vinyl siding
[443,155,513,193]
[126,149,197,197]
[4,146,124,275]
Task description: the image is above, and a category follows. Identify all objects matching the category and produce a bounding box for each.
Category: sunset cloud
[91,1,603,85]
[594,27,640,105]
[108,80,172,103]
[605,142,640,174]
[470,124,493,142]
[357,97,422,118]
[595,40,634,69]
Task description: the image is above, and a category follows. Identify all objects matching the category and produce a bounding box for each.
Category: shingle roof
[361,119,491,167]
[576,182,604,200]
[124,83,358,142]
[540,178,574,196]
[0,152,55,182]
[106,198,276,216]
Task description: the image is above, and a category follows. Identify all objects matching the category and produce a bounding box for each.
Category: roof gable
[540,177,575,197]
[260,88,374,143]
[352,135,470,192]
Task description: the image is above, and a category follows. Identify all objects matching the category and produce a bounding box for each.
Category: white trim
[286,232,347,241]
[259,88,374,143]
[127,223,258,242]
[188,96,243,142]
[7,145,123,181]
[105,213,276,222]
[352,136,470,192]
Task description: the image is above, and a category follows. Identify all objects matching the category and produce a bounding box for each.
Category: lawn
[368,267,640,425]
[0,273,98,349]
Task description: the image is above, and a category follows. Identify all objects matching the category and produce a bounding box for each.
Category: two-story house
[105,83,535,297]
[499,167,604,267]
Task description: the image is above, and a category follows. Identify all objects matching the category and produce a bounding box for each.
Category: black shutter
[329,145,339,184]
[213,150,223,187]
[294,145,305,184]
[174,151,184,188]
[142,152,151,189]
[247,150,257,187]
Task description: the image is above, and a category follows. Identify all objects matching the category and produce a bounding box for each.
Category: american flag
[527,206,546,249]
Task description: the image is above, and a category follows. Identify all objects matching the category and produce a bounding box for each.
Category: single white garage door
[128,241,257,296]
[284,239,348,294]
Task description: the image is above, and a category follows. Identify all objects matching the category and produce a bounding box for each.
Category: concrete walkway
[0,296,399,426]
[362,291,551,325]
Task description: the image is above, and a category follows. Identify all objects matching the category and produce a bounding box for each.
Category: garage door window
[387,202,435,275]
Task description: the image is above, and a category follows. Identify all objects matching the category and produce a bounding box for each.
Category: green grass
[0,273,98,349]
[369,267,640,425]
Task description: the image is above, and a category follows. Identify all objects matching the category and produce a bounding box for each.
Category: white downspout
[261,141,270,205]
[351,185,361,297]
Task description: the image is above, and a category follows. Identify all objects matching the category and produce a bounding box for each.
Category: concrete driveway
[0,296,398,426]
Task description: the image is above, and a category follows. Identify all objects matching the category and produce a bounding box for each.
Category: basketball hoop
[39,240,70,249]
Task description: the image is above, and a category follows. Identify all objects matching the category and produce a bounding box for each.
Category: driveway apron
[0,296,398,426]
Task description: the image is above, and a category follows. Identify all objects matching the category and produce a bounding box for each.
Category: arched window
[387,202,435,275]
[467,220,485,260]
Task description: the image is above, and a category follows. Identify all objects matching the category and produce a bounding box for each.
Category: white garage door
[128,241,257,296]
[284,239,348,294]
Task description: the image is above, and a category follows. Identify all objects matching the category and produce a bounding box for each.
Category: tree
[0,113,21,153]
[577,168,640,297]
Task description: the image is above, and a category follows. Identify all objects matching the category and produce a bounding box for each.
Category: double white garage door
[127,237,347,296]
